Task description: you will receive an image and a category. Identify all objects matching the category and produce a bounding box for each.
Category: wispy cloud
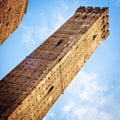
[63,106,112,120]
[20,2,70,53]
[61,70,111,120]
[20,24,37,52]
[52,11,66,31]
[78,72,107,104]
[63,101,75,114]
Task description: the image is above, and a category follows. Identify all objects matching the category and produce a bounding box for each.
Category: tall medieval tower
[0,6,109,120]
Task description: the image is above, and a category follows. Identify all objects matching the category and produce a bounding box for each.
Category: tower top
[75,6,108,13]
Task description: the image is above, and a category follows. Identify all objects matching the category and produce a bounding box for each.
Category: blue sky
[0,0,120,120]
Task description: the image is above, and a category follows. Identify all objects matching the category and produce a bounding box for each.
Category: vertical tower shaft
[0,6,109,120]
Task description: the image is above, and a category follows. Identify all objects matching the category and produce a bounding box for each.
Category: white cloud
[61,70,111,120]
[20,21,52,53]
[20,24,37,52]
[63,101,75,114]
[36,25,52,41]
[77,71,107,104]
[63,106,112,120]
[52,12,66,31]
[64,71,108,103]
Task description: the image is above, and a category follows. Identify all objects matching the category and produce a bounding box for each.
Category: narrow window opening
[93,35,96,40]
[8,8,11,11]
[6,23,9,26]
[58,57,62,61]
[20,5,22,8]
[56,39,63,46]
[102,16,105,20]
[76,46,79,49]
[103,29,106,33]
[102,20,105,24]
[47,86,54,94]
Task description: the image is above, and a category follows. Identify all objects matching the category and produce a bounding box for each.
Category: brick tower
[0,7,109,120]
[0,0,28,44]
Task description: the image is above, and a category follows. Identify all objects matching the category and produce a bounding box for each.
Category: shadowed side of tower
[0,6,109,120]
[0,0,28,44]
